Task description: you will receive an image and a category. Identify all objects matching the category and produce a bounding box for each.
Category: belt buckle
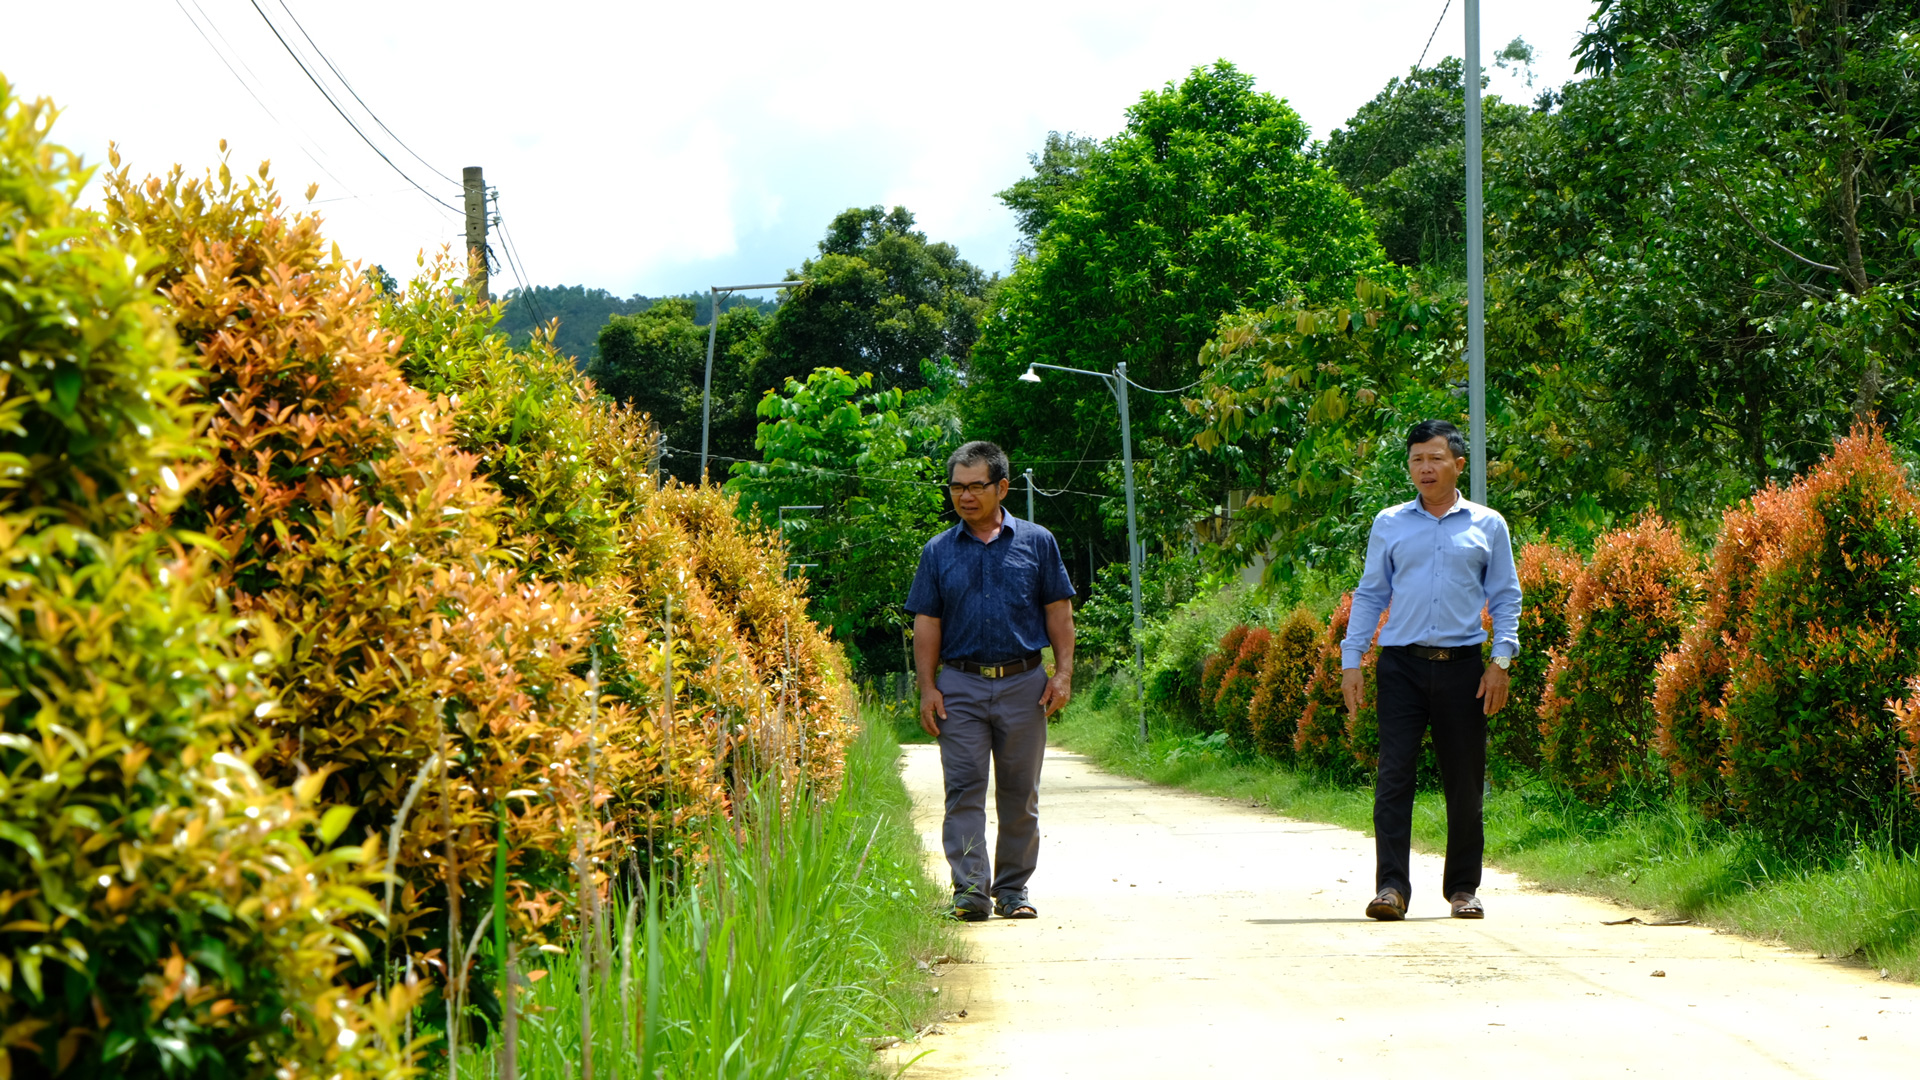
[981,663,1003,678]
[1431,648,1451,662]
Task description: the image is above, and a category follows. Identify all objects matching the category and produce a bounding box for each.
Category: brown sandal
[1450,892,1485,919]
[1366,888,1407,921]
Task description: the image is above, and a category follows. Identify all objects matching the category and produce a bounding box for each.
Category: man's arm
[1477,515,1522,716]
[1038,598,1075,717]
[1343,514,1394,716]
[914,614,946,736]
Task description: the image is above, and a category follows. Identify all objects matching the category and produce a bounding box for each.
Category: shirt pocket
[997,549,1039,606]
[1446,530,1487,590]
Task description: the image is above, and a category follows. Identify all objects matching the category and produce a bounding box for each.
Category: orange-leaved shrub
[0,85,412,1080]
[102,158,615,969]
[1496,542,1581,773]
[1217,627,1270,751]
[1247,608,1321,761]
[1538,516,1698,802]
[1339,605,1391,771]
[1718,426,1920,839]
[1197,625,1250,733]
[1651,486,1796,803]
[1292,595,1381,776]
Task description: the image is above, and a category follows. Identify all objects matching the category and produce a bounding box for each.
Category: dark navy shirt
[905,511,1076,664]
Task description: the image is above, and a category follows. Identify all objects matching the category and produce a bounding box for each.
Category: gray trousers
[935,664,1048,906]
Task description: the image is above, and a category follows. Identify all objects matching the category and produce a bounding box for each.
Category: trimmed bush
[1539,516,1698,802]
[1197,624,1250,733]
[1217,627,1270,751]
[1652,486,1795,803]
[1247,608,1321,761]
[1718,427,1920,839]
[1498,541,1582,773]
[1292,595,1382,775]
[0,86,407,1079]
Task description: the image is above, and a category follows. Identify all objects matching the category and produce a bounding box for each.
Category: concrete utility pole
[1025,467,1035,523]
[1464,0,1487,502]
[700,281,802,484]
[463,166,489,302]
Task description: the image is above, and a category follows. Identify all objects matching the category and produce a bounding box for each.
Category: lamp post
[1465,0,1487,502]
[1019,361,1146,741]
[701,281,802,484]
[1024,467,1035,523]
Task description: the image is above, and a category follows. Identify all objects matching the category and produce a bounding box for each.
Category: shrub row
[1195,427,1920,840]
[2,85,850,1077]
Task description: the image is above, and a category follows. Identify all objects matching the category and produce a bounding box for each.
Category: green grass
[451,707,957,1078]
[1053,675,1920,981]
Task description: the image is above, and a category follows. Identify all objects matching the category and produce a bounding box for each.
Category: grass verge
[454,706,956,1078]
[1053,675,1920,982]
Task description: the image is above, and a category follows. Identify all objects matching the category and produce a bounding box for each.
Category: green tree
[967,61,1392,568]
[996,131,1101,258]
[725,367,946,674]
[589,298,770,483]
[757,207,988,397]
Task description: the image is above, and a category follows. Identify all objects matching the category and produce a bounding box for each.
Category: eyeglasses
[947,481,996,497]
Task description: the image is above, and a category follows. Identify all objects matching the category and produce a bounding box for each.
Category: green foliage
[1076,551,1202,664]
[1719,427,1920,840]
[1,84,409,1079]
[1320,57,1533,270]
[496,285,776,370]
[1139,584,1273,726]
[586,299,769,484]
[760,207,987,398]
[1246,608,1320,762]
[1539,517,1699,803]
[725,367,944,674]
[1187,279,1462,579]
[995,131,1100,258]
[968,61,1393,565]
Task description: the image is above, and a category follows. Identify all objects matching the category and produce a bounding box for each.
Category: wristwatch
[1492,655,1512,670]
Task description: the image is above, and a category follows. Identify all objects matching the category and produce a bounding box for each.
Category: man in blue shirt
[907,441,1076,922]
[1343,419,1521,922]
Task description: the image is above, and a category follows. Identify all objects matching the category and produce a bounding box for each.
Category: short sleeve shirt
[905,511,1075,663]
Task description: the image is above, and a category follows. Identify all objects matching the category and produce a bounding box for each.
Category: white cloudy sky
[6,0,1599,298]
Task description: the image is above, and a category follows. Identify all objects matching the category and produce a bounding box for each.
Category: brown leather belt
[944,653,1044,679]
[1392,644,1480,663]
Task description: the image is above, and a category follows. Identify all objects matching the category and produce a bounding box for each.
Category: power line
[271,0,457,187]
[1353,0,1457,184]
[170,0,353,195]
[1123,375,1201,394]
[668,446,1119,499]
[244,0,461,216]
[494,205,548,327]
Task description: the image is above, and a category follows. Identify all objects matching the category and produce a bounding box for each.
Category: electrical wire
[271,0,457,187]
[1353,0,1457,184]
[1123,375,1201,394]
[245,0,461,216]
[495,208,548,327]
[171,0,353,195]
[670,446,1119,499]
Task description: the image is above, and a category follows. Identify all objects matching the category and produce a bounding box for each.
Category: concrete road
[891,743,1920,1078]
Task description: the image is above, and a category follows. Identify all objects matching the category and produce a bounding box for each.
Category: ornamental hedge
[1247,608,1322,761]
[1216,627,1269,751]
[1538,516,1698,803]
[1497,542,1581,773]
[1197,624,1250,734]
[1717,426,1920,839]
[0,83,408,1079]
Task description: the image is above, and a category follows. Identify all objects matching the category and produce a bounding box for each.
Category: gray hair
[946,440,1009,484]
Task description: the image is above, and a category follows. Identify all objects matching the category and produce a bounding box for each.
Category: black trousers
[1373,647,1487,901]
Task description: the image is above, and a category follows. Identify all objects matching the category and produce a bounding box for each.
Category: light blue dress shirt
[1341,493,1522,670]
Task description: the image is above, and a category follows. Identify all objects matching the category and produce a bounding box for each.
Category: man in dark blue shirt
[906,440,1076,922]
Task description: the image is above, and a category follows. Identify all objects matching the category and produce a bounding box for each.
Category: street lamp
[700,281,802,484]
[1019,361,1146,741]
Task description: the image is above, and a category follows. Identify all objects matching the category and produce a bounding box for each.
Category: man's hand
[919,685,947,737]
[1341,667,1363,717]
[1477,663,1511,716]
[1039,671,1072,719]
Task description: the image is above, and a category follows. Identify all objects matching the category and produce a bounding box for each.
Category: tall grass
[452,708,956,1078]
[1053,674,1920,981]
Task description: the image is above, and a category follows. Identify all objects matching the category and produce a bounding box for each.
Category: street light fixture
[1019,360,1147,742]
[700,281,803,484]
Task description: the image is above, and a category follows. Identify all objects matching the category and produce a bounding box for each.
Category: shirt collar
[1402,492,1469,522]
[954,508,1016,544]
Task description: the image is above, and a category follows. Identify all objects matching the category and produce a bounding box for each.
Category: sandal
[946,904,989,923]
[994,893,1038,919]
[1366,887,1407,921]
[1449,892,1484,920]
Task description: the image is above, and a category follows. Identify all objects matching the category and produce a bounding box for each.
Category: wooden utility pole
[464,165,489,301]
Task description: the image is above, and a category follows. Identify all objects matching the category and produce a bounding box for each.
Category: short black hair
[1407,419,1467,459]
[946,440,1009,484]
